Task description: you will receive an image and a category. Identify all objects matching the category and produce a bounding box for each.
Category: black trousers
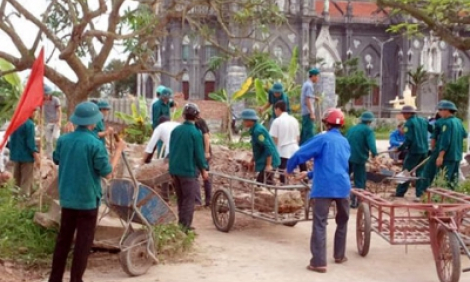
[49,207,98,282]
[256,170,275,185]
[310,198,349,267]
[279,158,308,184]
[172,175,199,232]
[196,162,212,206]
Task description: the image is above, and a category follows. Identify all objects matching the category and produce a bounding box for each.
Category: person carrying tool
[9,110,41,196]
[93,100,114,146]
[258,82,290,122]
[43,84,62,159]
[346,111,377,208]
[48,101,126,282]
[300,68,320,145]
[433,100,466,190]
[169,103,208,233]
[195,112,212,207]
[269,101,302,184]
[241,109,280,185]
[388,122,406,162]
[150,85,166,120]
[394,105,429,201]
[287,108,350,274]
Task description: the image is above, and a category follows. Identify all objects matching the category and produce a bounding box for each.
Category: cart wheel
[356,202,371,257]
[435,225,461,282]
[119,230,155,276]
[283,221,298,227]
[211,189,235,232]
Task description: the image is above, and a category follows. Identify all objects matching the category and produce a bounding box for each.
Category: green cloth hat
[161,88,172,97]
[97,100,111,110]
[308,68,320,76]
[401,105,417,114]
[44,84,53,95]
[360,111,375,122]
[240,109,259,121]
[156,85,166,94]
[70,102,103,126]
[270,82,284,93]
[437,100,458,111]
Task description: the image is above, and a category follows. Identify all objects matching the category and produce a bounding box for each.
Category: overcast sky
[0,0,136,90]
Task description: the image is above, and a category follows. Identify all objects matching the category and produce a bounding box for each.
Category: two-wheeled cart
[104,153,176,276]
[352,188,470,282]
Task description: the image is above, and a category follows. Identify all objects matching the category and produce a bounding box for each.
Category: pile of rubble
[366,154,401,174]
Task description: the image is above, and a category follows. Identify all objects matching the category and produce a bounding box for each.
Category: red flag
[0,48,45,150]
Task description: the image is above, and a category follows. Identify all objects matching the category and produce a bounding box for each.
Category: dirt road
[79,209,469,282]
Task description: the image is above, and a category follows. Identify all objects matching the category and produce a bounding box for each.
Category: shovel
[395,156,430,184]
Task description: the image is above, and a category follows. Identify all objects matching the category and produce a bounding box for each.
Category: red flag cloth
[0,48,44,150]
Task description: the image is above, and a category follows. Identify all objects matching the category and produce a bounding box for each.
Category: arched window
[205,41,217,63]
[182,36,190,62]
[274,45,283,62]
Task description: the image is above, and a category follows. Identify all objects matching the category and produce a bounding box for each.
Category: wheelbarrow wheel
[435,225,461,282]
[283,221,298,227]
[356,202,371,257]
[120,230,155,277]
[211,189,235,233]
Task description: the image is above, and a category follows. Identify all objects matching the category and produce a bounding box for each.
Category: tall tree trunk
[65,89,89,117]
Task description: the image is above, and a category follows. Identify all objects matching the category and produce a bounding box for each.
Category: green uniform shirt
[250,122,281,172]
[268,91,290,117]
[53,127,112,210]
[346,122,377,164]
[152,100,174,129]
[437,116,467,161]
[431,118,445,141]
[9,119,38,163]
[399,115,429,154]
[169,121,208,177]
[93,119,106,145]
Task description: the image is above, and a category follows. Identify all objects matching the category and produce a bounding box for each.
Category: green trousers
[300,115,316,145]
[418,152,438,196]
[441,161,460,190]
[349,162,366,189]
[396,153,428,197]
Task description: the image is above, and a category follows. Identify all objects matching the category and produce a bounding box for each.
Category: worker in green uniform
[300,68,320,145]
[49,102,126,282]
[434,101,466,190]
[395,105,429,201]
[241,109,280,185]
[94,100,114,146]
[152,88,176,158]
[346,111,378,208]
[9,111,41,196]
[258,82,290,122]
[169,103,208,233]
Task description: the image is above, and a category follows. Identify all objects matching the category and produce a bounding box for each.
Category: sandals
[306,265,327,273]
[335,257,348,264]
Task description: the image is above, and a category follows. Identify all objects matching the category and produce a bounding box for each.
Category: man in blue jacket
[287,108,351,274]
[389,122,406,162]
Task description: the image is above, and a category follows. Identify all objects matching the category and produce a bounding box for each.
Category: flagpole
[38,106,44,212]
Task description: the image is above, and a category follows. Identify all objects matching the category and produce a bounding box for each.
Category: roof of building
[315,1,389,18]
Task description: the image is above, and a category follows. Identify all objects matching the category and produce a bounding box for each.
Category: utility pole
[373,37,395,118]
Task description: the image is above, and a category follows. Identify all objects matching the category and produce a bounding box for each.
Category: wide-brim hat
[70,102,103,126]
[97,100,111,110]
[239,109,259,121]
[437,100,458,111]
[156,85,166,94]
[401,105,417,114]
[160,88,172,97]
[270,82,284,93]
[308,68,320,76]
[360,111,375,122]
[44,84,53,95]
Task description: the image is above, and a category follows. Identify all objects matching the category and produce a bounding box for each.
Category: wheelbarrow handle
[409,156,430,174]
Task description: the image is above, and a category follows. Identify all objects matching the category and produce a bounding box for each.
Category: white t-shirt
[145,121,180,158]
[269,112,300,159]
[0,131,7,172]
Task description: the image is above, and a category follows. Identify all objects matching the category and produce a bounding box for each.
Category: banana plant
[115,97,152,144]
[0,59,23,123]
[209,77,253,141]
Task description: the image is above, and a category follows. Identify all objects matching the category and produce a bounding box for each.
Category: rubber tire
[211,189,235,233]
[435,226,461,282]
[283,221,298,227]
[119,230,154,277]
[356,202,371,257]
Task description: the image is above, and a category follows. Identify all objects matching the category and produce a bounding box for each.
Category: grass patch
[0,183,58,266]
[153,224,196,257]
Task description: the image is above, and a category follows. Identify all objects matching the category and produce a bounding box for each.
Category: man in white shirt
[269,100,301,184]
[143,116,180,162]
[0,130,11,184]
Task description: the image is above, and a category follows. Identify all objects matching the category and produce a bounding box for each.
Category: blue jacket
[389,129,405,149]
[287,128,351,199]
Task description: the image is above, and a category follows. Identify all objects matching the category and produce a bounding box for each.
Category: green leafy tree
[443,75,469,119]
[407,65,429,107]
[0,59,22,122]
[0,0,285,115]
[334,58,377,108]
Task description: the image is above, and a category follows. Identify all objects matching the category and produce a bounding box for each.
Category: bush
[0,185,58,266]
[153,224,195,256]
